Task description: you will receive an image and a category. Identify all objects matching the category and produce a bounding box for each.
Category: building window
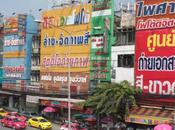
[115,28,135,45]
[118,54,134,68]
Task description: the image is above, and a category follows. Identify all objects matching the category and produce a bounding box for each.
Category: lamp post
[57,27,72,130]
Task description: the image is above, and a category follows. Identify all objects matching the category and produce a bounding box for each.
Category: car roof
[7,116,16,119]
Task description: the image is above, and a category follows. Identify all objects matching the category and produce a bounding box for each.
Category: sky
[0,0,135,19]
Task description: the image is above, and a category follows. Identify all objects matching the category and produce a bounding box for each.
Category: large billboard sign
[135,0,175,105]
[40,4,92,94]
[2,14,27,91]
[90,0,114,82]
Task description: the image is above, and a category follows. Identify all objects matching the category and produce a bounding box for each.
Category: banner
[135,0,175,105]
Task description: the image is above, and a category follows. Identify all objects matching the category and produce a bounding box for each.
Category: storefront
[126,107,174,130]
[39,97,85,122]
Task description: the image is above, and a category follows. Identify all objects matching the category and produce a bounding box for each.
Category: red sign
[135,0,175,105]
[135,28,175,95]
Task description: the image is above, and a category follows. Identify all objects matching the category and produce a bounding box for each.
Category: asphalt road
[0,123,60,130]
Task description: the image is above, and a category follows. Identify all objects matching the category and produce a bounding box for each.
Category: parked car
[7,112,27,122]
[28,116,52,130]
[60,123,88,130]
[19,111,40,119]
[1,115,27,129]
[0,108,8,117]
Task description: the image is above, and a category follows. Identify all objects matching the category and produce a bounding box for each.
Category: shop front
[38,97,85,122]
[126,107,174,130]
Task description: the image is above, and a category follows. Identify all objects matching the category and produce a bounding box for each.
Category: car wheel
[28,122,31,127]
[39,125,43,130]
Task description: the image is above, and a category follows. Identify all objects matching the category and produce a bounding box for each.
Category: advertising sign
[90,0,114,82]
[135,0,175,105]
[4,17,18,34]
[40,4,92,94]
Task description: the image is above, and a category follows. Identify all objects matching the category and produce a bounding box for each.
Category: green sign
[90,0,115,82]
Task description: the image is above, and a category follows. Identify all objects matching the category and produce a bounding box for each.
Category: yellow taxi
[0,108,8,117]
[28,116,52,130]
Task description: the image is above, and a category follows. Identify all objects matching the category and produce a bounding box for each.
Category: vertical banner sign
[90,0,114,82]
[135,0,175,105]
[2,15,26,91]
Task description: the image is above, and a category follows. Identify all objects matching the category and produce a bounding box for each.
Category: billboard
[90,0,114,82]
[40,4,92,94]
[135,0,175,106]
[2,15,27,91]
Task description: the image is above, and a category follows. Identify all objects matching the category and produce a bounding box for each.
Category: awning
[0,90,21,96]
[126,107,173,125]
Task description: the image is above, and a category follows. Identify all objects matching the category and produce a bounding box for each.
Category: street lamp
[56,27,71,130]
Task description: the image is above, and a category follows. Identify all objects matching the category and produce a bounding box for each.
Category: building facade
[112,9,135,84]
[2,14,38,110]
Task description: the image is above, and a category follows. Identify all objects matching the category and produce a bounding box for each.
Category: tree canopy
[84,80,142,122]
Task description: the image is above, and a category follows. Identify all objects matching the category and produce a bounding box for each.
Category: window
[32,118,38,122]
[118,54,134,68]
[115,28,135,45]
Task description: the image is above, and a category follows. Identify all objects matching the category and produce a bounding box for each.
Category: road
[0,123,60,130]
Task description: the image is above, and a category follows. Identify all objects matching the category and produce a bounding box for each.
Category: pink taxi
[1,116,27,129]
[60,123,88,130]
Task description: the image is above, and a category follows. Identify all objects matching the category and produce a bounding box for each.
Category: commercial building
[112,4,135,85]
[118,0,175,129]
[1,14,38,111]
[0,17,3,88]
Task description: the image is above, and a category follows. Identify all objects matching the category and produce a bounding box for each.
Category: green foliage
[84,80,142,121]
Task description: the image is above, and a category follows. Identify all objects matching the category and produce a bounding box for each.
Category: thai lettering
[42,54,89,68]
[137,18,175,30]
[41,75,87,83]
[136,1,175,17]
[148,80,175,95]
[43,8,90,29]
[136,75,175,95]
[147,30,175,52]
[4,65,24,73]
[138,53,175,71]
[44,32,90,47]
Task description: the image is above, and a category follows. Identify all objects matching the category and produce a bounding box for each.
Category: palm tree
[84,80,142,127]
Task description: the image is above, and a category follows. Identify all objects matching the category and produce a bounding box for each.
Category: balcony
[32,48,40,53]
[30,81,40,86]
[31,65,40,71]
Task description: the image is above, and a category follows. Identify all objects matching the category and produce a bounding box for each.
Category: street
[0,123,60,130]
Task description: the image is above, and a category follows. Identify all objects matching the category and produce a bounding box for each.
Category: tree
[84,80,142,126]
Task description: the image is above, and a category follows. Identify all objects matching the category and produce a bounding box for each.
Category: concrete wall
[111,45,135,85]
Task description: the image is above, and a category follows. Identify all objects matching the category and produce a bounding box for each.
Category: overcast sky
[0,0,135,19]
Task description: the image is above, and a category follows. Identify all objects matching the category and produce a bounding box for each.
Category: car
[0,108,8,117]
[1,116,27,129]
[60,123,88,130]
[7,112,27,122]
[28,116,52,130]
[19,111,40,119]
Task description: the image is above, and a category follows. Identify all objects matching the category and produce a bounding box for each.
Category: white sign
[91,36,103,49]
[26,95,39,103]
[41,75,87,83]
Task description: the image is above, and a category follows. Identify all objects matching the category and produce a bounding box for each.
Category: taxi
[0,108,8,117]
[28,116,52,130]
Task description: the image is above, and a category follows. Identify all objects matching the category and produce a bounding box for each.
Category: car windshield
[31,112,38,116]
[40,119,48,122]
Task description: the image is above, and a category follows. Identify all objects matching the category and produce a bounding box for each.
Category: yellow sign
[41,4,92,73]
